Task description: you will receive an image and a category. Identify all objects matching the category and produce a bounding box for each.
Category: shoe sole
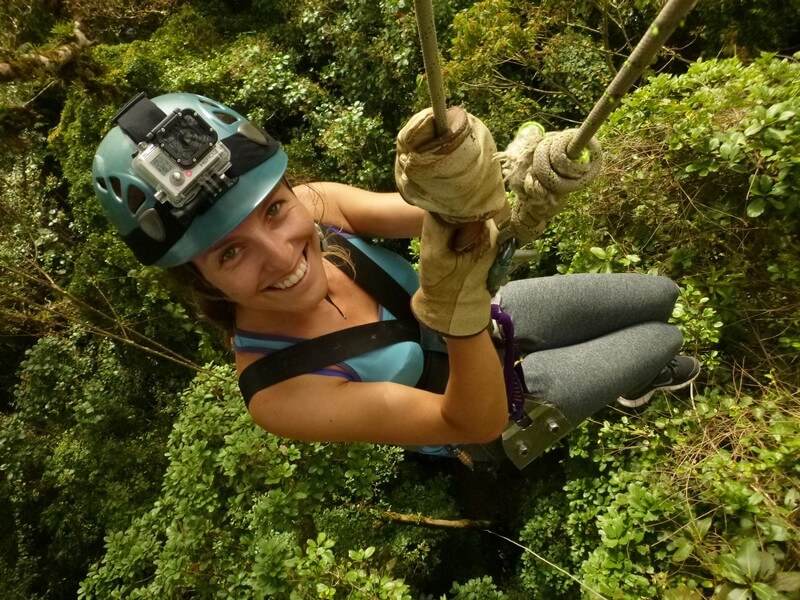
[617,365,701,409]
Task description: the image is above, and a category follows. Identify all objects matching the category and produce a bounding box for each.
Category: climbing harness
[236,228,575,469]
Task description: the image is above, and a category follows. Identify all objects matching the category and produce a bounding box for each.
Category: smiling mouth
[268,252,309,290]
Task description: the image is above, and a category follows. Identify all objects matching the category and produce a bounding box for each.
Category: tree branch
[382,510,493,529]
[0,22,92,83]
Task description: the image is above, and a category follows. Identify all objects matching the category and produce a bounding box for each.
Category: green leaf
[747,198,766,217]
[693,517,714,540]
[590,247,607,259]
[719,554,748,585]
[744,123,763,137]
[737,539,763,582]
[751,582,783,600]
[726,587,753,600]
[665,586,704,600]
[772,572,800,593]
[673,539,694,562]
[758,550,777,580]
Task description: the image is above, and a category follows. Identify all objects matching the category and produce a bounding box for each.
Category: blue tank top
[233,231,444,385]
[234,231,457,459]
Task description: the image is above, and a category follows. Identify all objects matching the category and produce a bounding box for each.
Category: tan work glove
[412,213,500,338]
[395,107,506,224]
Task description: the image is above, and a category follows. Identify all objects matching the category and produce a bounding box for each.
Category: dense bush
[534,53,800,382]
[77,365,410,599]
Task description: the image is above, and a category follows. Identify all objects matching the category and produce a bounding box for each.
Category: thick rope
[495,0,696,243]
[567,0,698,158]
[496,124,602,244]
[414,0,449,136]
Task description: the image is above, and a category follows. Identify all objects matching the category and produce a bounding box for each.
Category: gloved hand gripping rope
[395,106,506,338]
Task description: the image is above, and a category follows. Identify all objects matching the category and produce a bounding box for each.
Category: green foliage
[514,386,800,599]
[712,538,800,600]
[528,390,800,597]
[448,575,507,599]
[63,0,185,43]
[0,0,65,52]
[77,365,408,598]
[314,472,454,585]
[304,100,396,188]
[689,0,800,58]
[531,54,800,385]
[0,330,188,599]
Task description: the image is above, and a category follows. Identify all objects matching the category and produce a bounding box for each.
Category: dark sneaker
[618,356,701,408]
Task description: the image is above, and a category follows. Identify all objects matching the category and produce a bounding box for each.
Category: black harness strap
[239,319,419,407]
[324,229,414,321]
[238,230,420,408]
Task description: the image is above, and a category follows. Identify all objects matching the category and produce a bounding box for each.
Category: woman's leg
[520,321,684,423]
[496,273,679,353]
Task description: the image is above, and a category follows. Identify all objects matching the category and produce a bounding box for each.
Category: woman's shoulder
[292,181,354,231]
[292,181,424,239]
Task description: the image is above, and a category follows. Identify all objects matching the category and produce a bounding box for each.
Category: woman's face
[191,182,327,316]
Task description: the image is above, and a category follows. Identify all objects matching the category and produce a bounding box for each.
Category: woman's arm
[293,181,424,238]
[241,331,507,446]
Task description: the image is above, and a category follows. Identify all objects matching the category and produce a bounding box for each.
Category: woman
[93,92,699,461]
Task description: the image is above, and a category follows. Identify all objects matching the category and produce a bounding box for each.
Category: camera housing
[132,109,233,210]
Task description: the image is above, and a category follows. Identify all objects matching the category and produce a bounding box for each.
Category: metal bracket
[501,397,573,470]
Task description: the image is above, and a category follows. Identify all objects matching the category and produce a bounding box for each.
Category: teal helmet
[92,92,288,267]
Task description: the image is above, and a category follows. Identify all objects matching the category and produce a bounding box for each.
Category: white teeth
[270,255,308,290]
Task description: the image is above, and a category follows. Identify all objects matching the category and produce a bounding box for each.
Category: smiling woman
[93,92,699,466]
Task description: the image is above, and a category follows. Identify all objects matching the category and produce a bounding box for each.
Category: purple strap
[491,303,526,420]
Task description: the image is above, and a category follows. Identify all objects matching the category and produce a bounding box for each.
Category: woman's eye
[220,246,240,263]
[266,200,284,218]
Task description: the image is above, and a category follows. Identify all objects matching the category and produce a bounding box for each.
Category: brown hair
[166,262,237,345]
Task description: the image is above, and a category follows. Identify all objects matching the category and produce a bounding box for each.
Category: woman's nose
[252,228,294,272]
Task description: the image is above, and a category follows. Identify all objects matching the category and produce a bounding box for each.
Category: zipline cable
[413,0,449,136]
[566,0,698,159]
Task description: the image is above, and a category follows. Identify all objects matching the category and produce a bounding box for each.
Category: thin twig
[483,529,610,599]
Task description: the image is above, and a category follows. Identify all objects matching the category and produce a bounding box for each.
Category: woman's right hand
[394,106,506,224]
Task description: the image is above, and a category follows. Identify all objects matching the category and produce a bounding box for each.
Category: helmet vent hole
[127,185,146,214]
[199,99,221,109]
[213,111,237,124]
[110,177,122,200]
[95,178,107,191]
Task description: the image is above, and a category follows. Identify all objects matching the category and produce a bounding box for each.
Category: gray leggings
[495,273,683,423]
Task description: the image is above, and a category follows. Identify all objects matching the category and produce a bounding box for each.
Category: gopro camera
[131,108,233,213]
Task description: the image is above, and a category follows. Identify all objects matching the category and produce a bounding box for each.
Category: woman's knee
[652,275,680,305]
